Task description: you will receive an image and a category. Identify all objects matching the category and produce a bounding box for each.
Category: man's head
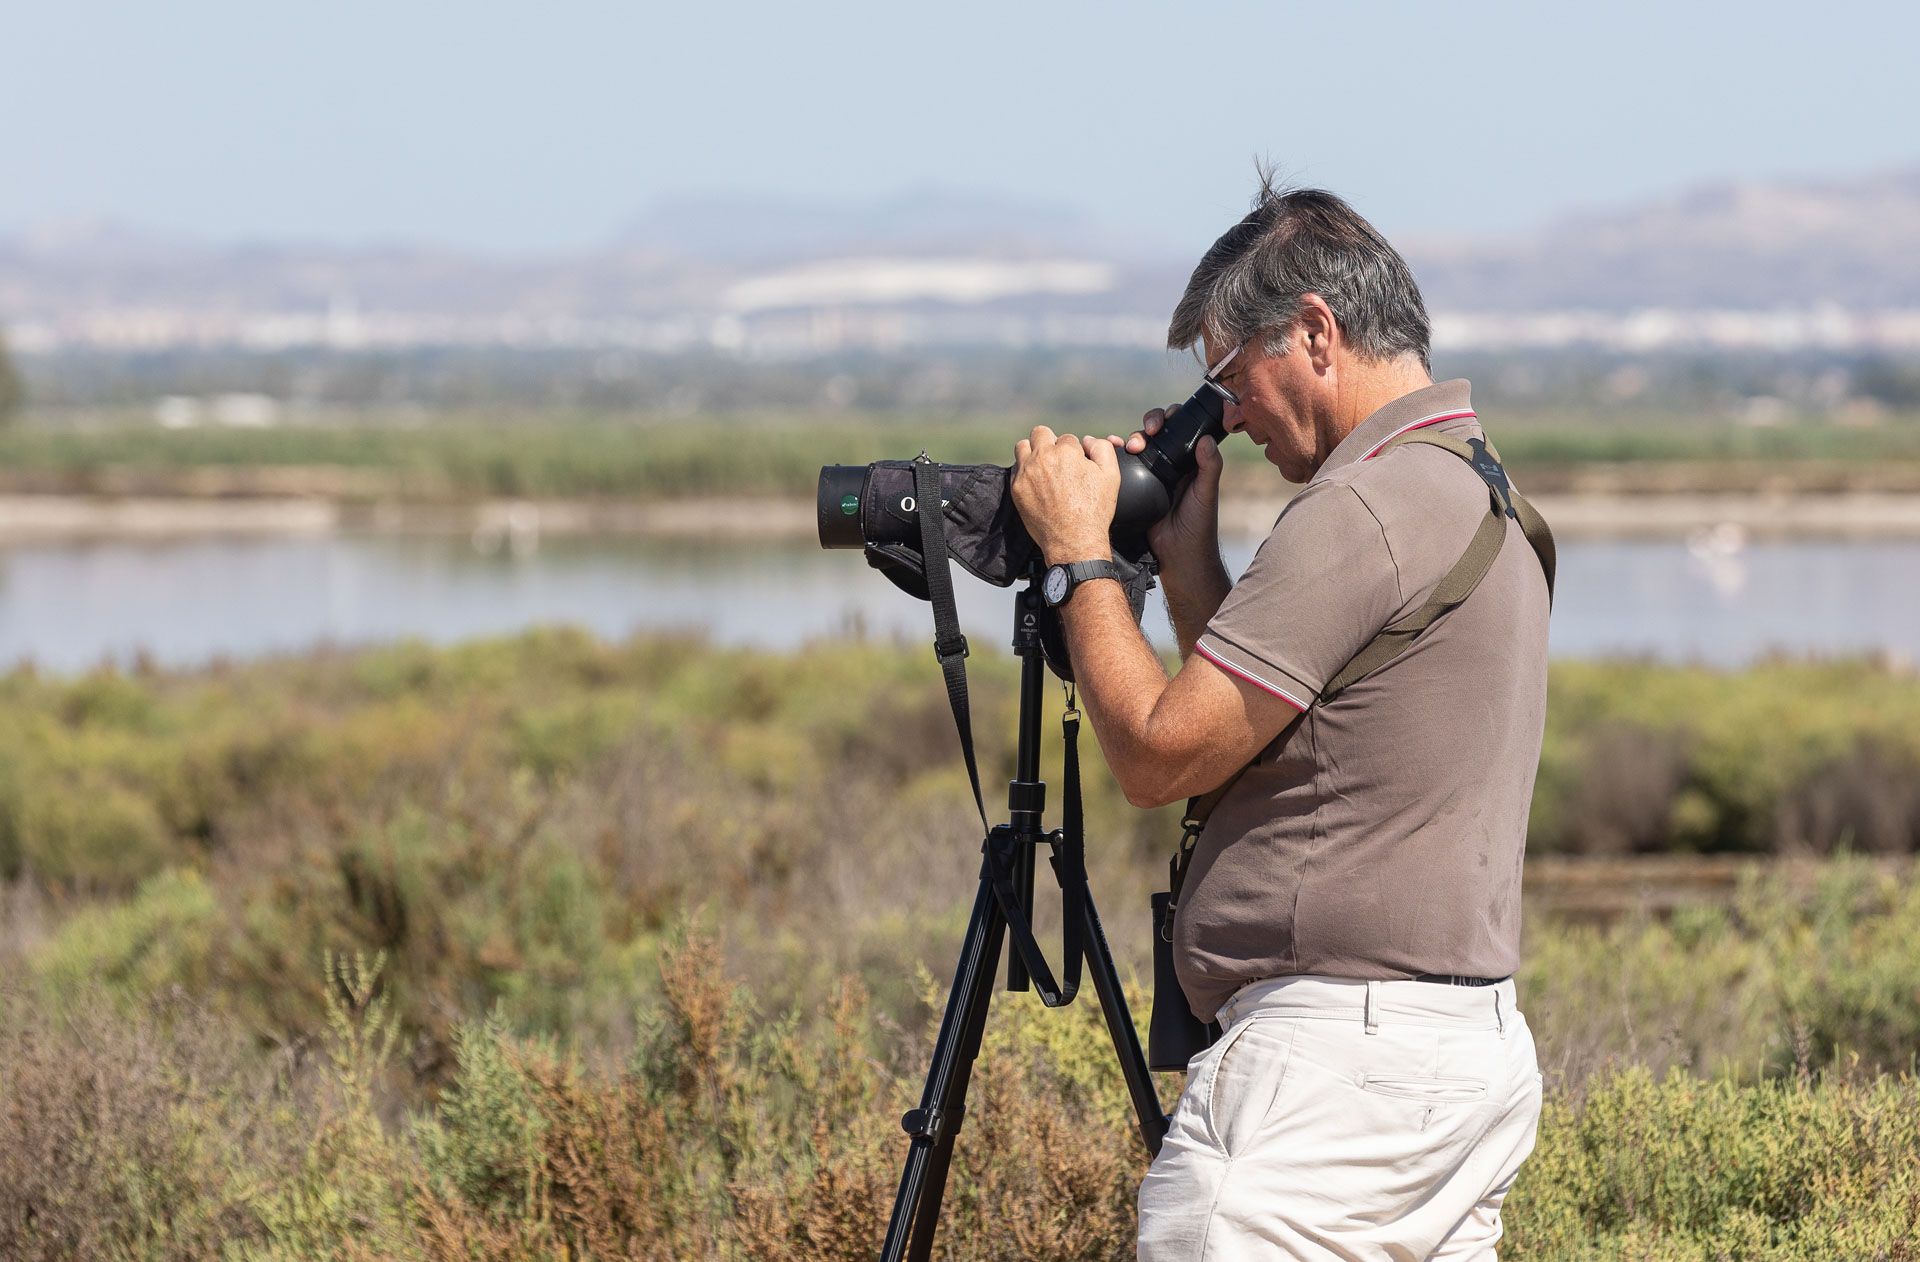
[1169,176,1433,482]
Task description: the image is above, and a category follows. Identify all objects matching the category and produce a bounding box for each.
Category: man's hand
[1011,426,1120,562]
[1105,406,1224,572]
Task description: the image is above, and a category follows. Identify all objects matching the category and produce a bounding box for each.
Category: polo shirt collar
[1311,379,1476,483]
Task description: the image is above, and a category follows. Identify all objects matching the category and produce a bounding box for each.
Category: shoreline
[5,490,1920,542]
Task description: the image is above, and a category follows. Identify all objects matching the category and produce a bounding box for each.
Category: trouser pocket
[1200,1016,1297,1157]
[1358,1072,1488,1104]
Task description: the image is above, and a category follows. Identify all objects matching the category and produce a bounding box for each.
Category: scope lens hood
[817,465,871,548]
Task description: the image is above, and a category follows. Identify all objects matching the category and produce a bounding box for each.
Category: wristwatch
[1042,558,1124,608]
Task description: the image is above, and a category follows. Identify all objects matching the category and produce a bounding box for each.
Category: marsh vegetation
[6,633,1920,1257]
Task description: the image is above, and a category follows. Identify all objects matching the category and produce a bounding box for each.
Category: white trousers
[1137,976,1543,1262]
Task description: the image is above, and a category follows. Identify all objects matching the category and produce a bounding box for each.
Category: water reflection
[0,532,1911,673]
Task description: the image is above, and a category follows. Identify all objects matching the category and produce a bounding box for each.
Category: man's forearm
[1056,579,1176,804]
[1160,556,1232,660]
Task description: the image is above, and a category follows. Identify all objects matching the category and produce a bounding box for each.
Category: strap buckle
[1465,437,1517,520]
[1166,817,1204,904]
[934,631,969,661]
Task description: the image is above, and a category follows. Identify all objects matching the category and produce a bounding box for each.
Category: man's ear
[1296,294,1337,371]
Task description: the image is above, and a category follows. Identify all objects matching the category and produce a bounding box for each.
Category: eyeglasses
[1202,339,1247,406]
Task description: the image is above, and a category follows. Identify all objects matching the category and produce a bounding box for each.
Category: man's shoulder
[1263,476,1383,549]
[1318,426,1491,533]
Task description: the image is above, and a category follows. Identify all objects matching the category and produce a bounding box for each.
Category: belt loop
[1493,987,1506,1034]
[1364,980,1380,1035]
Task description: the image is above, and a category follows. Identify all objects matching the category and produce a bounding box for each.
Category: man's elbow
[1125,785,1185,811]
[1117,764,1186,811]
[1116,740,1239,809]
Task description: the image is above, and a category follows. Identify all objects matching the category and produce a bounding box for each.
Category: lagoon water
[0,532,1913,673]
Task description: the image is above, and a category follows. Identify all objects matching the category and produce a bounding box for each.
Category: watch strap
[1049,558,1123,606]
[1063,558,1124,588]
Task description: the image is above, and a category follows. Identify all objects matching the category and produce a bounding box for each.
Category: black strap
[1061,692,1084,868]
[992,695,1086,1006]
[1048,696,1087,1003]
[914,458,989,835]
[1168,775,1236,911]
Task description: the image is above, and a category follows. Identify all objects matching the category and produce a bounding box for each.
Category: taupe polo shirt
[1176,379,1551,1021]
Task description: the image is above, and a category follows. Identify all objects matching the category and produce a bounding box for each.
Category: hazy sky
[11,0,1919,254]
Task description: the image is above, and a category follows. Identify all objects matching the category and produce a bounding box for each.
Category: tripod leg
[882,864,1008,1262]
[903,940,998,1262]
[1006,841,1034,991]
[1074,883,1170,1156]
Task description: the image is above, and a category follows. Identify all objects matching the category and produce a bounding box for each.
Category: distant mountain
[1406,167,1920,312]
[7,170,1920,355]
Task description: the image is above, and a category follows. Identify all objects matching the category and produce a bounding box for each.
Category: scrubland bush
[0,632,1105,1058]
[1519,859,1920,1082]
[1535,657,1920,855]
[0,986,288,1260]
[4,636,1920,1076]
[4,635,1920,1256]
[1510,1069,1920,1259]
[3,638,1916,909]
[6,934,1920,1261]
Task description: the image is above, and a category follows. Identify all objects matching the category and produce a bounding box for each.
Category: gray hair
[1168,171,1432,372]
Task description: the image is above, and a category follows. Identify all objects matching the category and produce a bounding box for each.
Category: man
[1009,181,1550,1260]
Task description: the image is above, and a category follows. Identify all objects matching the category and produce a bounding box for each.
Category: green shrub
[1509,1068,1920,1259]
[1520,860,1920,1080]
[28,868,219,1003]
[15,770,174,888]
[4,635,1920,1256]
[1533,659,1920,856]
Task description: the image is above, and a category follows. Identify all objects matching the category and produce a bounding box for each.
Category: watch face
[1043,565,1071,605]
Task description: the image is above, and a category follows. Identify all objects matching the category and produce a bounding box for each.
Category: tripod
[880,578,1169,1262]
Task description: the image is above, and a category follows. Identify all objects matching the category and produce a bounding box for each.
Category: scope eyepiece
[1109,377,1229,536]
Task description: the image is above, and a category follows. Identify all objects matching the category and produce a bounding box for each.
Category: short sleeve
[1193,483,1404,710]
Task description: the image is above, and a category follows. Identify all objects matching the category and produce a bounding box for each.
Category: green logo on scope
[840,494,859,516]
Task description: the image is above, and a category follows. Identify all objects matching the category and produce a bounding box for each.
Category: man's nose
[1223,404,1246,434]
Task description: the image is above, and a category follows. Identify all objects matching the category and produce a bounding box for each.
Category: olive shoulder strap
[1319,431,1555,702]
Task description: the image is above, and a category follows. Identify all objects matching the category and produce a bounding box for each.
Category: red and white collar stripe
[1359,410,1477,462]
